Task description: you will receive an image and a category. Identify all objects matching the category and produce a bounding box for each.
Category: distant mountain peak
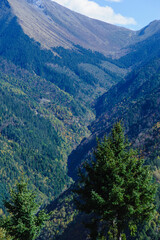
[137,19,160,38]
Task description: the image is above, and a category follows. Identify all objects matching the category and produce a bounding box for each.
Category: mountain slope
[0,0,126,208]
[0,0,126,104]
[118,23,160,67]
[0,57,96,207]
[68,56,160,180]
[7,0,160,59]
[3,0,160,60]
[7,0,136,56]
[46,57,160,239]
[1,0,160,239]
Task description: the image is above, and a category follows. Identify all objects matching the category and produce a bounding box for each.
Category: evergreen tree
[0,176,49,240]
[75,122,157,240]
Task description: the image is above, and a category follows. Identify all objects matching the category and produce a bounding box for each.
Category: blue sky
[95,0,160,30]
[53,0,160,30]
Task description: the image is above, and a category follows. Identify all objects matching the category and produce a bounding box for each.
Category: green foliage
[0,7,121,212]
[0,227,11,240]
[0,4,160,240]
[74,122,157,239]
[0,9,119,103]
[0,9,121,209]
[38,189,78,240]
[118,34,160,68]
[0,57,94,207]
[0,176,49,240]
[0,71,70,206]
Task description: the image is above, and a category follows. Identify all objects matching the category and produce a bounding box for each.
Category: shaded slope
[68,57,160,180]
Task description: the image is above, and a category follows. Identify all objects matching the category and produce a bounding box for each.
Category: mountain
[0,0,128,103]
[7,0,135,56]
[0,0,131,208]
[68,56,160,180]
[8,0,160,59]
[136,20,160,41]
[4,0,160,60]
[1,0,160,239]
[50,56,160,240]
[66,18,160,180]
[117,20,160,68]
[0,56,94,205]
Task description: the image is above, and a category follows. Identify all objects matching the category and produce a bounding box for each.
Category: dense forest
[0,0,127,210]
[0,0,160,239]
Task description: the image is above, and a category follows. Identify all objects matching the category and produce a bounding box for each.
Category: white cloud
[52,0,136,26]
[105,0,122,2]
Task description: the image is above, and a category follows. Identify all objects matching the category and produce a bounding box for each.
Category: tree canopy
[0,176,49,240]
[75,121,157,240]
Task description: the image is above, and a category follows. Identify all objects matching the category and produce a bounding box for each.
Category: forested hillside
[38,26,160,240]
[0,0,160,239]
[0,57,93,207]
[68,51,160,180]
[0,0,127,209]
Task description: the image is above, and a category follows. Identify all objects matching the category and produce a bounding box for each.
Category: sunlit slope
[8,0,134,56]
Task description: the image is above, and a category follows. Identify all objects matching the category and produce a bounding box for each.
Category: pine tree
[75,122,157,240]
[0,176,49,240]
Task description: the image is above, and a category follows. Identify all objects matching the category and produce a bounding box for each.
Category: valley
[0,0,160,239]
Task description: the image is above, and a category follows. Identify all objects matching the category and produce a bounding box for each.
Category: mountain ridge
[0,0,126,209]
[0,0,160,239]
[4,0,160,59]
[7,0,135,56]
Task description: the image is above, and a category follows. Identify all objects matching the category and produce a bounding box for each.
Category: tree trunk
[117,227,122,240]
